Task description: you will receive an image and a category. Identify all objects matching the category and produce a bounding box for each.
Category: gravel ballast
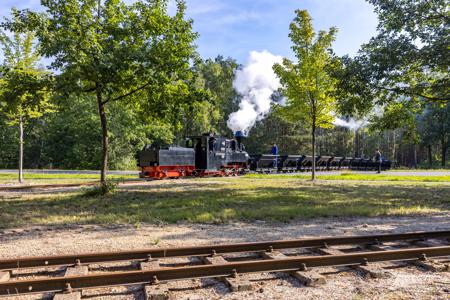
[1,214,450,299]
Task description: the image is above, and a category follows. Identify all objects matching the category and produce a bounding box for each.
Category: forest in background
[0,0,448,172]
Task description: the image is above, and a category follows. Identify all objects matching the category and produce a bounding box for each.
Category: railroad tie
[201,255,253,292]
[410,239,449,272]
[0,271,10,282]
[53,262,88,300]
[140,258,171,300]
[315,247,391,279]
[260,250,326,286]
[369,242,450,272]
[413,238,448,248]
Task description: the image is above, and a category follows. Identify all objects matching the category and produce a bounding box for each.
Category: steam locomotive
[138,132,391,179]
[138,132,249,179]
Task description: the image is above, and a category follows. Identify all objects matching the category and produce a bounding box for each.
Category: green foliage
[40,94,102,169]
[83,180,118,197]
[0,17,53,124]
[0,118,18,168]
[335,0,449,116]
[4,0,202,181]
[273,10,338,130]
[0,13,53,182]
[273,10,338,179]
[332,0,449,167]
[23,0,198,101]
[34,94,150,170]
[194,56,240,135]
[417,102,450,166]
[0,2,447,171]
[244,111,311,155]
[369,100,420,143]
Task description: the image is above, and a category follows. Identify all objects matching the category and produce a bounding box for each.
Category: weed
[82,180,119,197]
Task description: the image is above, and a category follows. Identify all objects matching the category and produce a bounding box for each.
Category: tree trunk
[442,138,447,167]
[18,117,24,183]
[413,144,417,169]
[392,130,396,163]
[311,125,316,181]
[96,86,108,184]
[428,144,432,167]
[354,129,359,157]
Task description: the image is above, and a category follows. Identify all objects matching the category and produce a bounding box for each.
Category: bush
[83,180,119,197]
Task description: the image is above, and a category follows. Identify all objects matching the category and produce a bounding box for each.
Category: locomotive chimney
[234,131,245,150]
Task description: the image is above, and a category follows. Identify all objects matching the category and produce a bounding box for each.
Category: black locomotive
[138,132,249,179]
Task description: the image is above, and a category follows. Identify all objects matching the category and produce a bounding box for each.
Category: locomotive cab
[187,133,227,171]
[186,133,249,174]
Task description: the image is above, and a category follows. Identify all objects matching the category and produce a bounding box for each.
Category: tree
[195,56,240,135]
[417,103,450,167]
[369,99,421,167]
[273,10,338,180]
[0,20,52,182]
[367,0,449,103]
[334,0,449,117]
[7,0,199,185]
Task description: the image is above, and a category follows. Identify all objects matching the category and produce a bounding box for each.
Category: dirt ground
[1,213,449,300]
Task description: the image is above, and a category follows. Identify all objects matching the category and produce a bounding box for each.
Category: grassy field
[0,176,449,229]
[244,173,450,182]
[1,171,449,185]
[0,173,135,184]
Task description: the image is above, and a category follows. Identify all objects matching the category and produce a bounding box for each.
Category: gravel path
[1,214,449,299]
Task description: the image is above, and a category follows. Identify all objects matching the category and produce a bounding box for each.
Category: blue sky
[1,0,379,63]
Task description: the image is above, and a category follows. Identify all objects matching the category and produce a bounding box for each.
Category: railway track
[1,230,449,298]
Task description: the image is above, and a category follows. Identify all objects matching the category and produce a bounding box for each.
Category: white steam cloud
[333,117,367,130]
[227,50,283,135]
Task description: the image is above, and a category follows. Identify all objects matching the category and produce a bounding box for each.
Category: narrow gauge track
[1,230,449,270]
[0,231,449,297]
[0,246,449,296]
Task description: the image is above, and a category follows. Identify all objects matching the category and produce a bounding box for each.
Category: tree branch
[102,81,152,105]
[82,86,97,93]
[371,83,450,102]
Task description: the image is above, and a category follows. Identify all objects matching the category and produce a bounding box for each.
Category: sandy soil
[1,214,449,300]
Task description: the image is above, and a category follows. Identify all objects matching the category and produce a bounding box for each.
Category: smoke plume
[333,117,367,130]
[227,50,283,135]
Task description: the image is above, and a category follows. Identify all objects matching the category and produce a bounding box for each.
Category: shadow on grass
[0,181,449,230]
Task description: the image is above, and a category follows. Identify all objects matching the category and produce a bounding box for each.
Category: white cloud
[186,0,226,16]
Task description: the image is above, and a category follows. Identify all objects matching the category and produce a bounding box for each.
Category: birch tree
[0,20,52,182]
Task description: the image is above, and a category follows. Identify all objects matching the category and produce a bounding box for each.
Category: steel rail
[1,230,449,270]
[1,246,449,296]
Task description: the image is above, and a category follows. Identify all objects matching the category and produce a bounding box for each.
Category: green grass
[1,171,449,184]
[0,177,449,229]
[244,173,450,182]
[390,168,450,172]
[0,172,135,184]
